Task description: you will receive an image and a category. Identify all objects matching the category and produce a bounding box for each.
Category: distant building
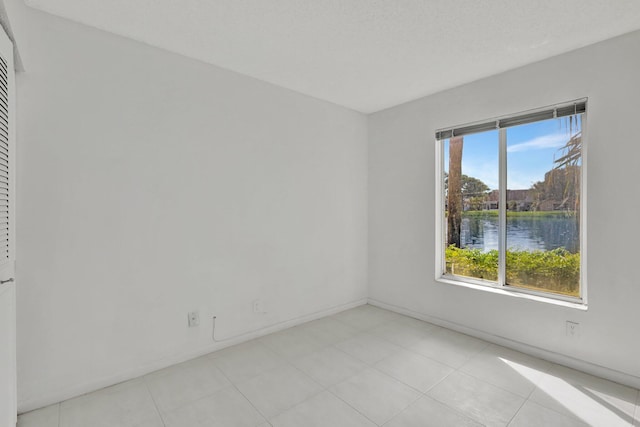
[461,165,580,212]
[482,189,534,211]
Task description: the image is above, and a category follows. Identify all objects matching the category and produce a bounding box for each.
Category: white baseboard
[18,298,368,414]
[368,298,640,390]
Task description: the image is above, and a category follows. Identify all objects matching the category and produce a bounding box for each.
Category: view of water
[461,214,580,253]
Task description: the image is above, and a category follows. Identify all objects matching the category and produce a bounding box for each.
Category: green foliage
[445,246,498,281]
[461,175,490,197]
[530,165,580,212]
[445,246,580,297]
[505,248,580,296]
[461,210,575,218]
[444,173,490,198]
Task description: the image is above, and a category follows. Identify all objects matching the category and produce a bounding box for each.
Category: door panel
[0,23,16,427]
[0,281,16,427]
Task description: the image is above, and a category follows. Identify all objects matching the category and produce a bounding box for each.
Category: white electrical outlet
[188,311,200,327]
[253,299,264,313]
[566,321,580,338]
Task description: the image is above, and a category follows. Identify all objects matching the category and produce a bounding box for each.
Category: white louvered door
[0,24,16,427]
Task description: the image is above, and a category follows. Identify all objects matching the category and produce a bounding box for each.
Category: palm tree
[553,122,582,221]
[554,131,581,169]
[448,136,463,247]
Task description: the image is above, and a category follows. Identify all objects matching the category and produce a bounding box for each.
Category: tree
[462,175,490,211]
[530,122,582,213]
[448,137,463,247]
[461,175,489,198]
[530,165,580,211]
[554,125,582,214]
[554,132,581,169]
[445,173,490,211]
[555,113,582,170]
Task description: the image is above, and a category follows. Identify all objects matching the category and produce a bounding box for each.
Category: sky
[443,115,582,190]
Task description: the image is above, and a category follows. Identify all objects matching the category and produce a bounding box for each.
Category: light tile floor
[18,305,640,427]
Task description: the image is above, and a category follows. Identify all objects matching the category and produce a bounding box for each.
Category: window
[436,100,585,302]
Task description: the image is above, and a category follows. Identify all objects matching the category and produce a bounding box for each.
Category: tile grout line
[633,389,640,426]
[505,394,529,426]
[213,358,274,424]
[366,340,488,397]
[215,353,327,424]
[453,369,531,399]
[455,363,542,401]
[423,364,457,395]
[303,314,419,424]
[289,342,383,424]
[384,390,423,426]
[513,357,589,423]
[322,356,425,425]
[520,399,593,426]
[145,353,259,425]
[141,379,167,427]
[180,310,362,425]
[424,363,525,426]
[319,311,493,424]
[268,361,330,421]
[324,386,385,426]
[226,381,272,424]
[522,360,638,425]
[367,319,490,373]
[369,364,426,396]
[416,367,487,425]
[266,326,374,421]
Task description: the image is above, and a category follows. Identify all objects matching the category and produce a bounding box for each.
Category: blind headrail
[435,99,586,140]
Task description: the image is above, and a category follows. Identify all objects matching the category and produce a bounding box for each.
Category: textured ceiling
[24,0,640,113]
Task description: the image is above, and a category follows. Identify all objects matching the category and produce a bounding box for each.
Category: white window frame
[434,100,588,309]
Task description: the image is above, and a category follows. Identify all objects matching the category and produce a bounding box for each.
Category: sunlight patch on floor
[501,358,635,426]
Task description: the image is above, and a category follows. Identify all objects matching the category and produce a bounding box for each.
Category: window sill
[436,275,588,311]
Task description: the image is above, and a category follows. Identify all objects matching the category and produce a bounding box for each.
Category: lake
[461,213,580,253]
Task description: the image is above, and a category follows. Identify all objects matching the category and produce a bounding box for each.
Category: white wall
[7,1,368,412]
[369,30,640,386]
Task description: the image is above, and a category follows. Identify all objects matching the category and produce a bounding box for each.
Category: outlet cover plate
[566,320,580,338]
[188,311,200,327]
[253,299,264,313]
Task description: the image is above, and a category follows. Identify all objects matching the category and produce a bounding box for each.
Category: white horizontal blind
[0,54,9,263]
[435,99,587,140]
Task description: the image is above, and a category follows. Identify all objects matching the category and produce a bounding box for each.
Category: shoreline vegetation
[445,245,580,297]
[462,210,577,218]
